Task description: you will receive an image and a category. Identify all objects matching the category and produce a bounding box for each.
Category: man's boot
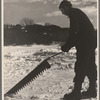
[63,83,82,100]
[82,82,97,98]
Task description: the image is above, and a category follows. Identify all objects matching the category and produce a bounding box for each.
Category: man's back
[69,8,96,49]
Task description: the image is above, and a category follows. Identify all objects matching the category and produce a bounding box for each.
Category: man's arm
[61,17,79,52]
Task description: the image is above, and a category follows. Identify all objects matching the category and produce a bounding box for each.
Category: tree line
[4,23,70,45]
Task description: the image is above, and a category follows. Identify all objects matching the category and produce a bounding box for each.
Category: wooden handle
[47,52,63,60]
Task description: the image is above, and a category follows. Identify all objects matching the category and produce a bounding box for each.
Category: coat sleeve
[64,17,79,50]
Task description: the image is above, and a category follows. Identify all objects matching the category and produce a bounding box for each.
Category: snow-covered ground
[3,44,98,100]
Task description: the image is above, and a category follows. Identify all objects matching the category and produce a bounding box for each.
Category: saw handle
[46,52,63,60]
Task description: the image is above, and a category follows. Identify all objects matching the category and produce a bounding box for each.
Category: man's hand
[61,45,66,52]
[61,44,70,52]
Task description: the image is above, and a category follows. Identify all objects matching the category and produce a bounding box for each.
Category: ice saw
[4,52,62,96]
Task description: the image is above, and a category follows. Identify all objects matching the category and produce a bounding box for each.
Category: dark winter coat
[65,8,97,52]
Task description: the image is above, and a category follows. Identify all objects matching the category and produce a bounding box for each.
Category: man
[59,0,97,100]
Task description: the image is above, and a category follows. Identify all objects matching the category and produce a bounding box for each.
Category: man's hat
[59,0,72,9]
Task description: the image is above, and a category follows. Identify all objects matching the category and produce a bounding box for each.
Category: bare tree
[45,22,52,26]
[19,18,34,26]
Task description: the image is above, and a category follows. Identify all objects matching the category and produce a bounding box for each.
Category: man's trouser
[73,48,97,89]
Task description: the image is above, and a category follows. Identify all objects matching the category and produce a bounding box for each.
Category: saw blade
[4,60,51,96]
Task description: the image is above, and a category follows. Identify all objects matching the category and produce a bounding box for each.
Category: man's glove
[61,44,71,52]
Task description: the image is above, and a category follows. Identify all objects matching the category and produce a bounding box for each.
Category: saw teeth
[4,60,51,95]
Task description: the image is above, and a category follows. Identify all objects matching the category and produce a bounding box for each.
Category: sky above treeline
[4,0,97,28]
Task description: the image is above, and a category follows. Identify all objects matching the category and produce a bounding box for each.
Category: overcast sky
[4,0,97,28]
